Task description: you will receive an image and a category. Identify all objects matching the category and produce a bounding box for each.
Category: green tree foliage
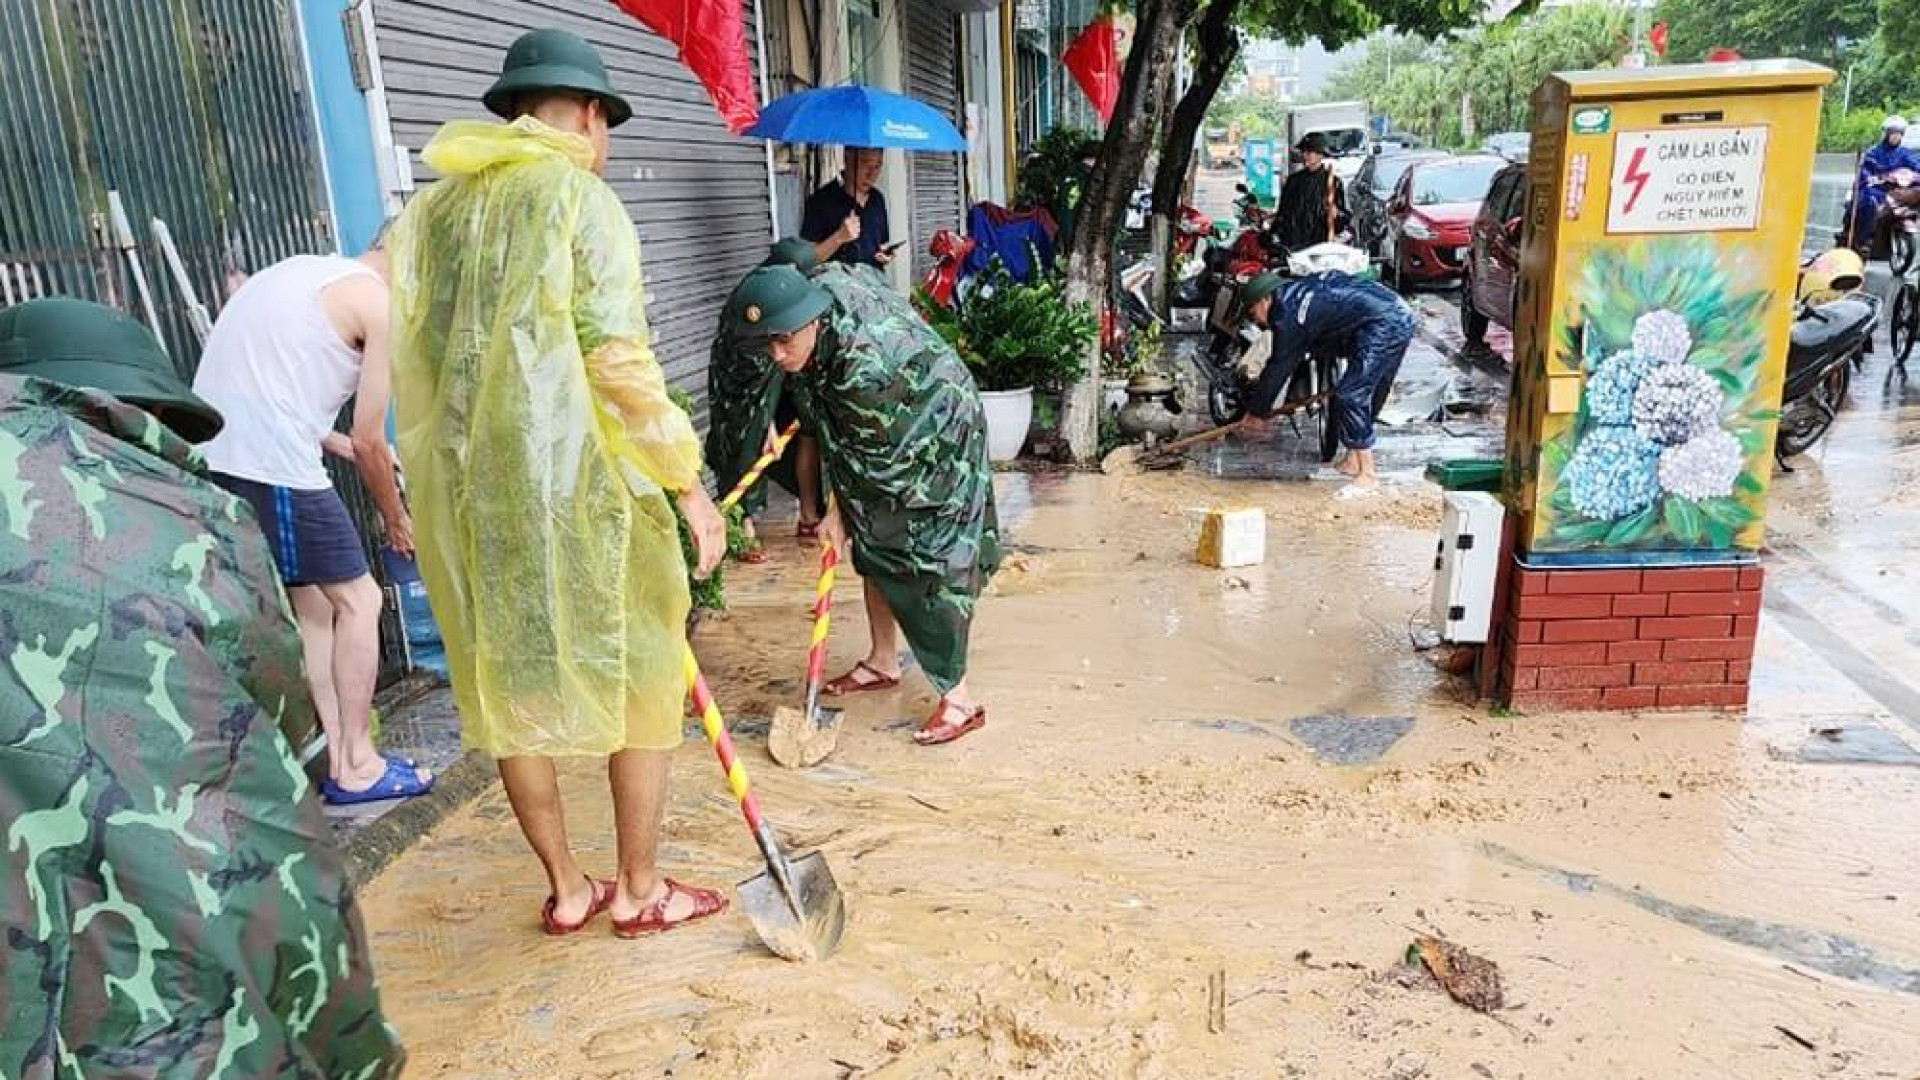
[1655,0,1874,68]
[1316,5,1631,148]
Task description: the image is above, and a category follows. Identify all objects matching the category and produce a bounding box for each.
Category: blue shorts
[213,473,371,587]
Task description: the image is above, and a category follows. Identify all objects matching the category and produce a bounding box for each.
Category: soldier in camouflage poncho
[706,238,828,553]
[727,263,1000,746]
[0,299,404,1079]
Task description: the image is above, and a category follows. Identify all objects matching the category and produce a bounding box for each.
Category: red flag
[1648,21,1670,58]
[1063,15,1122,123]
[610,0,760,134]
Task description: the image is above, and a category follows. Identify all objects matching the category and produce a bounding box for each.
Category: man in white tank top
[193,234,433,805]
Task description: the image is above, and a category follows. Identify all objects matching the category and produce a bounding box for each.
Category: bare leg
[795,436,824,527]
[499,755,593,924]
[1346,449,1379,485]
[289,586,342,760]
[315,575,426,791]
[860,580,903,676]
[607,749,702,922]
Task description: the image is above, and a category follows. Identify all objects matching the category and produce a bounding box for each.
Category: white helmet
[1884,115,1909,133]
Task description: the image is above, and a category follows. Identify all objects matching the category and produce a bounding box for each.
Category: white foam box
[1196,507,1266,568]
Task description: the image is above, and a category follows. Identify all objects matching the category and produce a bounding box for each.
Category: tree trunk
[1058,0,1201,461]
[1146,60,1180,317]
[1149,0,1241,318]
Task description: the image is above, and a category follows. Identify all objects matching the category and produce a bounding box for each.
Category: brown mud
[359,468,1920,1080]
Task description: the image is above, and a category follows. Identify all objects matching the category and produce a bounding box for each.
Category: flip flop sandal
[542,877,616,936]
[823,660,901,697]
[796,521,822,541]
[612,878,728,939]
[321,755,435,805]
[738,545,771,565]
[914,700,987,746]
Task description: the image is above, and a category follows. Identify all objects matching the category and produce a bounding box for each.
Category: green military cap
[764,237,819,273]
[733,265,831,338]
[483,29,634,129]
[1237,270,1284,315]
[0,297,223,443]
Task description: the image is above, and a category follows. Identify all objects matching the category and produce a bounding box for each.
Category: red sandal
[612,878,729,939]
[796,520,821,542]
[823,661,901,697]
[738,545,770,565]
[914,699,986,746]
[542,877,616,936]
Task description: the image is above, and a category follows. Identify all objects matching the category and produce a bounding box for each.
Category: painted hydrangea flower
[1585,350,1659,424]
[1631,309,1693,366]
[1632,364,1723,446]
[1658,427,1743,501]
[1564,425,1663,520]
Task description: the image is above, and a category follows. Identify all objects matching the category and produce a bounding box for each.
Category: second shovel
[769,541,845,768]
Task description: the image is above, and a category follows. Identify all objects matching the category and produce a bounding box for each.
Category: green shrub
[936,263,1097,393]
[667,389,752,612]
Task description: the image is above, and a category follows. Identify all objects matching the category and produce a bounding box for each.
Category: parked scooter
[1777,250,1880,464]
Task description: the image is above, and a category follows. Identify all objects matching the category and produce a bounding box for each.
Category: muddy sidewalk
[357,463,1920,1080]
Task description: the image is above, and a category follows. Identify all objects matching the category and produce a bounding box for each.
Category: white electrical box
[1432,491,1505,643]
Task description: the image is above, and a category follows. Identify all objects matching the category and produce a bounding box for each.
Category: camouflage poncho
[706,280,793,517]
[0,376,403,1079]
[784,264,1000,691]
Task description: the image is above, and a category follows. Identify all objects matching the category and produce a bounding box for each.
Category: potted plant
[925,264,1096,461]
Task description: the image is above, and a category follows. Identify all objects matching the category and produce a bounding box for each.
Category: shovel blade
[768,704,844,769]
[738,850,845,962]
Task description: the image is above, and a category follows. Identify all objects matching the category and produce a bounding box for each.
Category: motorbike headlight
[1403,217,1434,240]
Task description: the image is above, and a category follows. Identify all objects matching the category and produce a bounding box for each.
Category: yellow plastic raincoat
[388,118,702,758]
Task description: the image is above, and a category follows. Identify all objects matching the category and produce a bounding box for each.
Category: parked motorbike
[1777,273,1879,463]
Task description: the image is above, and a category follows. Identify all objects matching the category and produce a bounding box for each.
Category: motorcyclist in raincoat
[726,263,1000,747]
[1850,115,1920,254]
[386,29,728,939]
[707,237,828,559]
[1235,270,1414,491]
[0,299,403,1079]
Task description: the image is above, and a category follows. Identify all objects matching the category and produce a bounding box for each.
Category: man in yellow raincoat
[388,29,728,938]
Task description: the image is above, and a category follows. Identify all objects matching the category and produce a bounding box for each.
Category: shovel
[769,541,845,768]
[683,643,846,962]
[717,420,801,512]
[1100,422,1241,474]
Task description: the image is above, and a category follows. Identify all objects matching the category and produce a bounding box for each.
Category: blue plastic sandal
[321,756,435,806]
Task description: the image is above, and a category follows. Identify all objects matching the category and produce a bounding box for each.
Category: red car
[1379,155,1506,289]
[1461,162,1529,345]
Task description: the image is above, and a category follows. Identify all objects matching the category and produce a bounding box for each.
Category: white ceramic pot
[1103,378,1130,414]
[980,386,1034,463]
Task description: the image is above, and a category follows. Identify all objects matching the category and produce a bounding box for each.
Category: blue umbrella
[745,85,967,152]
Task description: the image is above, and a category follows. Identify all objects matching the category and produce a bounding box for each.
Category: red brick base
[1492,562,1761,712]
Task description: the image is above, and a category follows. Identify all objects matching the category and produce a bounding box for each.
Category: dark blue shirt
[802,180,891,267]
[1248,272,1406,417]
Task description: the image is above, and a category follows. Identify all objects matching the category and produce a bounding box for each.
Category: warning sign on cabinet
[1606,126,1769,234]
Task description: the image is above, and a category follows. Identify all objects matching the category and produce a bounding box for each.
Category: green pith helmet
[764,237,819,273]
[0,298,223,443]
[483,29,634,129]
[732,266,831,337]
[1237,271,1284,317]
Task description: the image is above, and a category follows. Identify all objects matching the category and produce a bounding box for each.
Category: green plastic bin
[1425,458,1504,492]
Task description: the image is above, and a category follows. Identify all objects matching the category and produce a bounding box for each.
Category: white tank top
[194,255,377,490]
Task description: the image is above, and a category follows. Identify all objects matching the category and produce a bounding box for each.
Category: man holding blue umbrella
[803,147,893,269]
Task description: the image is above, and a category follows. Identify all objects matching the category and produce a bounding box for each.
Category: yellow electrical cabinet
[1501,61,1834,563]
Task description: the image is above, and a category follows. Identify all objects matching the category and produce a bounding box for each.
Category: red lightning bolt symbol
[1621,146,1652,214]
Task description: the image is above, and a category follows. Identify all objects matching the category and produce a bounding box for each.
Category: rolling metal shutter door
[903,4,964,279]
[373,0,771,421]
